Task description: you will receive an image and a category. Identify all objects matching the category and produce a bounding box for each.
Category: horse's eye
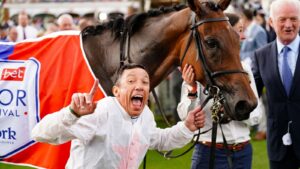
[205,39,218,49]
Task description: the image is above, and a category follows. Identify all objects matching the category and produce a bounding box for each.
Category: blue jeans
[191,142,252,169]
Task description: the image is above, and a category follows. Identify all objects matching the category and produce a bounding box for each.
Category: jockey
[31,63,205,169]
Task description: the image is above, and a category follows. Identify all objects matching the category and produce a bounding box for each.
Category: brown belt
[200,141,250,151]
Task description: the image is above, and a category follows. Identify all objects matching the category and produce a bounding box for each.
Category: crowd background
[0,0,139,42]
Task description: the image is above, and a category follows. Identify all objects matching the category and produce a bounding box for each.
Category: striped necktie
[282,46,292,96]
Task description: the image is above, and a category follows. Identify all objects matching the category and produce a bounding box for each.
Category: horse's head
[181,0,257,121]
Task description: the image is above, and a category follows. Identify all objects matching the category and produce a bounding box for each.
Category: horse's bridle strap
[190,14,247,86]
[191,17,229,29]
[181,14,246,85]
[211,70,248,78]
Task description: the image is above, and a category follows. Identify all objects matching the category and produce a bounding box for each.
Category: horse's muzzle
[234,99,258,121]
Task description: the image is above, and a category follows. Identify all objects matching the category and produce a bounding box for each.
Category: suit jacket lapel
[270,42,287,97]
[289,43,300,97]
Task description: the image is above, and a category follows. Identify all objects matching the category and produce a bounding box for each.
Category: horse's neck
[130,8,192,88]
[84,8,193,95]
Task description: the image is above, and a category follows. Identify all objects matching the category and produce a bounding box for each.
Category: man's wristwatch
[187,92,198,97]
[187,83,198,98]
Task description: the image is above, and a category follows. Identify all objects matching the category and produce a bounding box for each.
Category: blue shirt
[277,35,300,81]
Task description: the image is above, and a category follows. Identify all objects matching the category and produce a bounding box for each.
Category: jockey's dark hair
[115,63,148,85]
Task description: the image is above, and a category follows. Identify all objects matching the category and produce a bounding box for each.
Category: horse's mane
[81,4,187,40]
[81,1,220,40]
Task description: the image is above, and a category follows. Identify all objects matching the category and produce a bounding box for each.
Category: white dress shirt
[276,35,300,81]
[32,97,194,169]
[177,62,263,144]
[16,25,38,42]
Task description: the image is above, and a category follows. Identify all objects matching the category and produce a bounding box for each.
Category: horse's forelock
[201,1,221,12]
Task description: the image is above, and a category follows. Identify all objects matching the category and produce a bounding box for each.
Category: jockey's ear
[112,85,120,97]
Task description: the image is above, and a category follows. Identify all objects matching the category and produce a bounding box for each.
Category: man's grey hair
[270,0,300,19]
[57,14,73,25]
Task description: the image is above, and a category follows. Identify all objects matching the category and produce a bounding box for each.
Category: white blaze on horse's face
[113,68,150,117]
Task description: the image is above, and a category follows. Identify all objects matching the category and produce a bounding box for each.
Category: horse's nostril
[235,100,257,120]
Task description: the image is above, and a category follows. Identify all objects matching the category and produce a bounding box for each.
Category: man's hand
[184,106,205,131]
[69,79,99,117]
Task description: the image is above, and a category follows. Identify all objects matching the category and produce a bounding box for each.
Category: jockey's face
[113,68,150,117]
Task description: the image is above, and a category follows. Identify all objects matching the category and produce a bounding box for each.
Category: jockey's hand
[69,79,98,117]
[182,64,196,88]
[184,106,205,131]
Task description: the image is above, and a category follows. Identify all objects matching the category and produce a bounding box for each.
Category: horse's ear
[187,0,203,15]
[218,0,231,11]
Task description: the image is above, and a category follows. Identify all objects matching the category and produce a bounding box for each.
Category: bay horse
[82,0,257,121]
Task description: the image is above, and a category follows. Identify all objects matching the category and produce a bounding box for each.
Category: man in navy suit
[252,0,300,168]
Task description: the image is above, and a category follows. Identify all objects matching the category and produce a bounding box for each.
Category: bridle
[180,13,248,92]
[180,12,249,121]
